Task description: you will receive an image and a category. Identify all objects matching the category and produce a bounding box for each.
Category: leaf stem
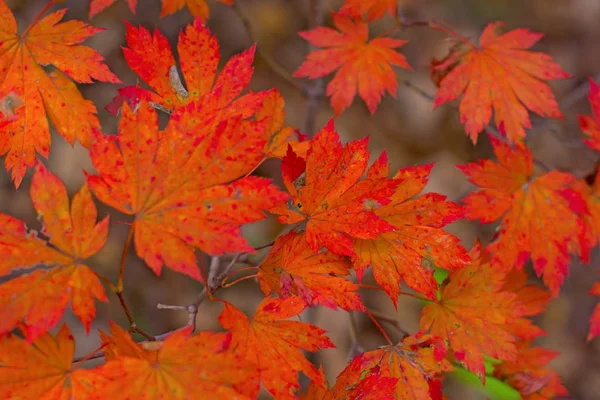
[364,308,393,345]
[21,1,55,39]
[117,221,135,293]
[71,342,109,368]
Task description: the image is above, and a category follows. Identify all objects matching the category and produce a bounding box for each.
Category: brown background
[3,0,600,398]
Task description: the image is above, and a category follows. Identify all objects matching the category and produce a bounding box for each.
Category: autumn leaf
[419,252,519,382]
[89,0,137,18]
[500,268,550,340]
[219,296,335,399]
[302,364,398,400]
[433,21,569,143]
[122,18,262,113]
[459,137,587,296]
[578,78,600,152]
[589,282,600,341]
[493,340,568,400]
[318,334,451,400]
[258,231,365,311]
[271,120,399,257]
[160,0,233,20]
[0,0,120,187]
[0,324,105,400]
[294,13,411,115]
[256,90,309,159]
[339,0,398,21]
[86,100,287,279]
[0,163,108,342]
[95,322,258,399]
[352,163,470,304]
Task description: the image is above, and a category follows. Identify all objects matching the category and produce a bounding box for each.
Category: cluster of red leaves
[0,0,599,399]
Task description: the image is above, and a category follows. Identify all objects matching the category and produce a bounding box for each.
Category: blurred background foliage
[3,0,600,398]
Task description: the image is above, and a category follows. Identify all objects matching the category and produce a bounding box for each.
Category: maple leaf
[0,163,108,342]
[0,324,105,399]
[122,18,262,114]
[493,340,568,400]
[459,137,587,296]
[294,14,411,115]
[89,0,137,18]
[500,268,550,340]
[271,120,399,257]
[579,78,600,152]
[352,163,470,304]
[95,322,258,399]
[589,282,600,341]
[301,364,398,400]
[419,252,519,382]
[219,296,335,399]
[0,1,120,187]
[258,231,365,311]
[433,21,569,143]
[311,334,451,400]
[87,100,287,279]
[160,0,233,20]
[338,0,398,21]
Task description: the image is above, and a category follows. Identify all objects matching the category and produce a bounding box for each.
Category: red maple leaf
[0,1,120,186]
[0,163,108,342]
[258,231,365,311]
[294,14,411,115]
[271,120,399,257]
[87,101,287,279]
[433,22,569,143]
[219,296,335,399]
[459,137,588,295]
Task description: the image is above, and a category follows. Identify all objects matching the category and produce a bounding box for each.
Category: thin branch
[232,0,304,92]
[347,311,364,361]
[369,310,410,339]
[157,253,244,333]
[302,0,325,136]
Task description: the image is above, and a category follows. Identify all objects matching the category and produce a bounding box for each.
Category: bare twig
[232,0,304,92]
[347,311,364,361]
[302,0,325,136]
[157,254,243,333]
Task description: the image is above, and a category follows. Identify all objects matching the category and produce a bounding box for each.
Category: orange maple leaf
[352,163,470,304]
[589,282,600,341]
[258,232,365,311]
[219,296,335,399]
[493,340,568,400]
[500,268,550,340]
[95,322,258,399]
[0,324,105,399]
[578,78,600,152]
[89,0,137,18]
[419,251,519,382]
[0,163,108,342]
[271,120,399,257]
[338,0,398,21]
[0,1,120,187]
[301,364,398,400]
[433,21,569,143]
[294,14,411,115]
[459,137,587,296]
[309,334,451,400]
[122,18,260,113]
[87,101,287,279]
[160,0,233,20]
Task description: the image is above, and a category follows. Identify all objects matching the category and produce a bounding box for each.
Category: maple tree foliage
[294,13,411,115]
[0,163,108,342]
[1,0,596,398]
[0,0,120,187]
[432,21,569,144]
[459,136,588,296]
